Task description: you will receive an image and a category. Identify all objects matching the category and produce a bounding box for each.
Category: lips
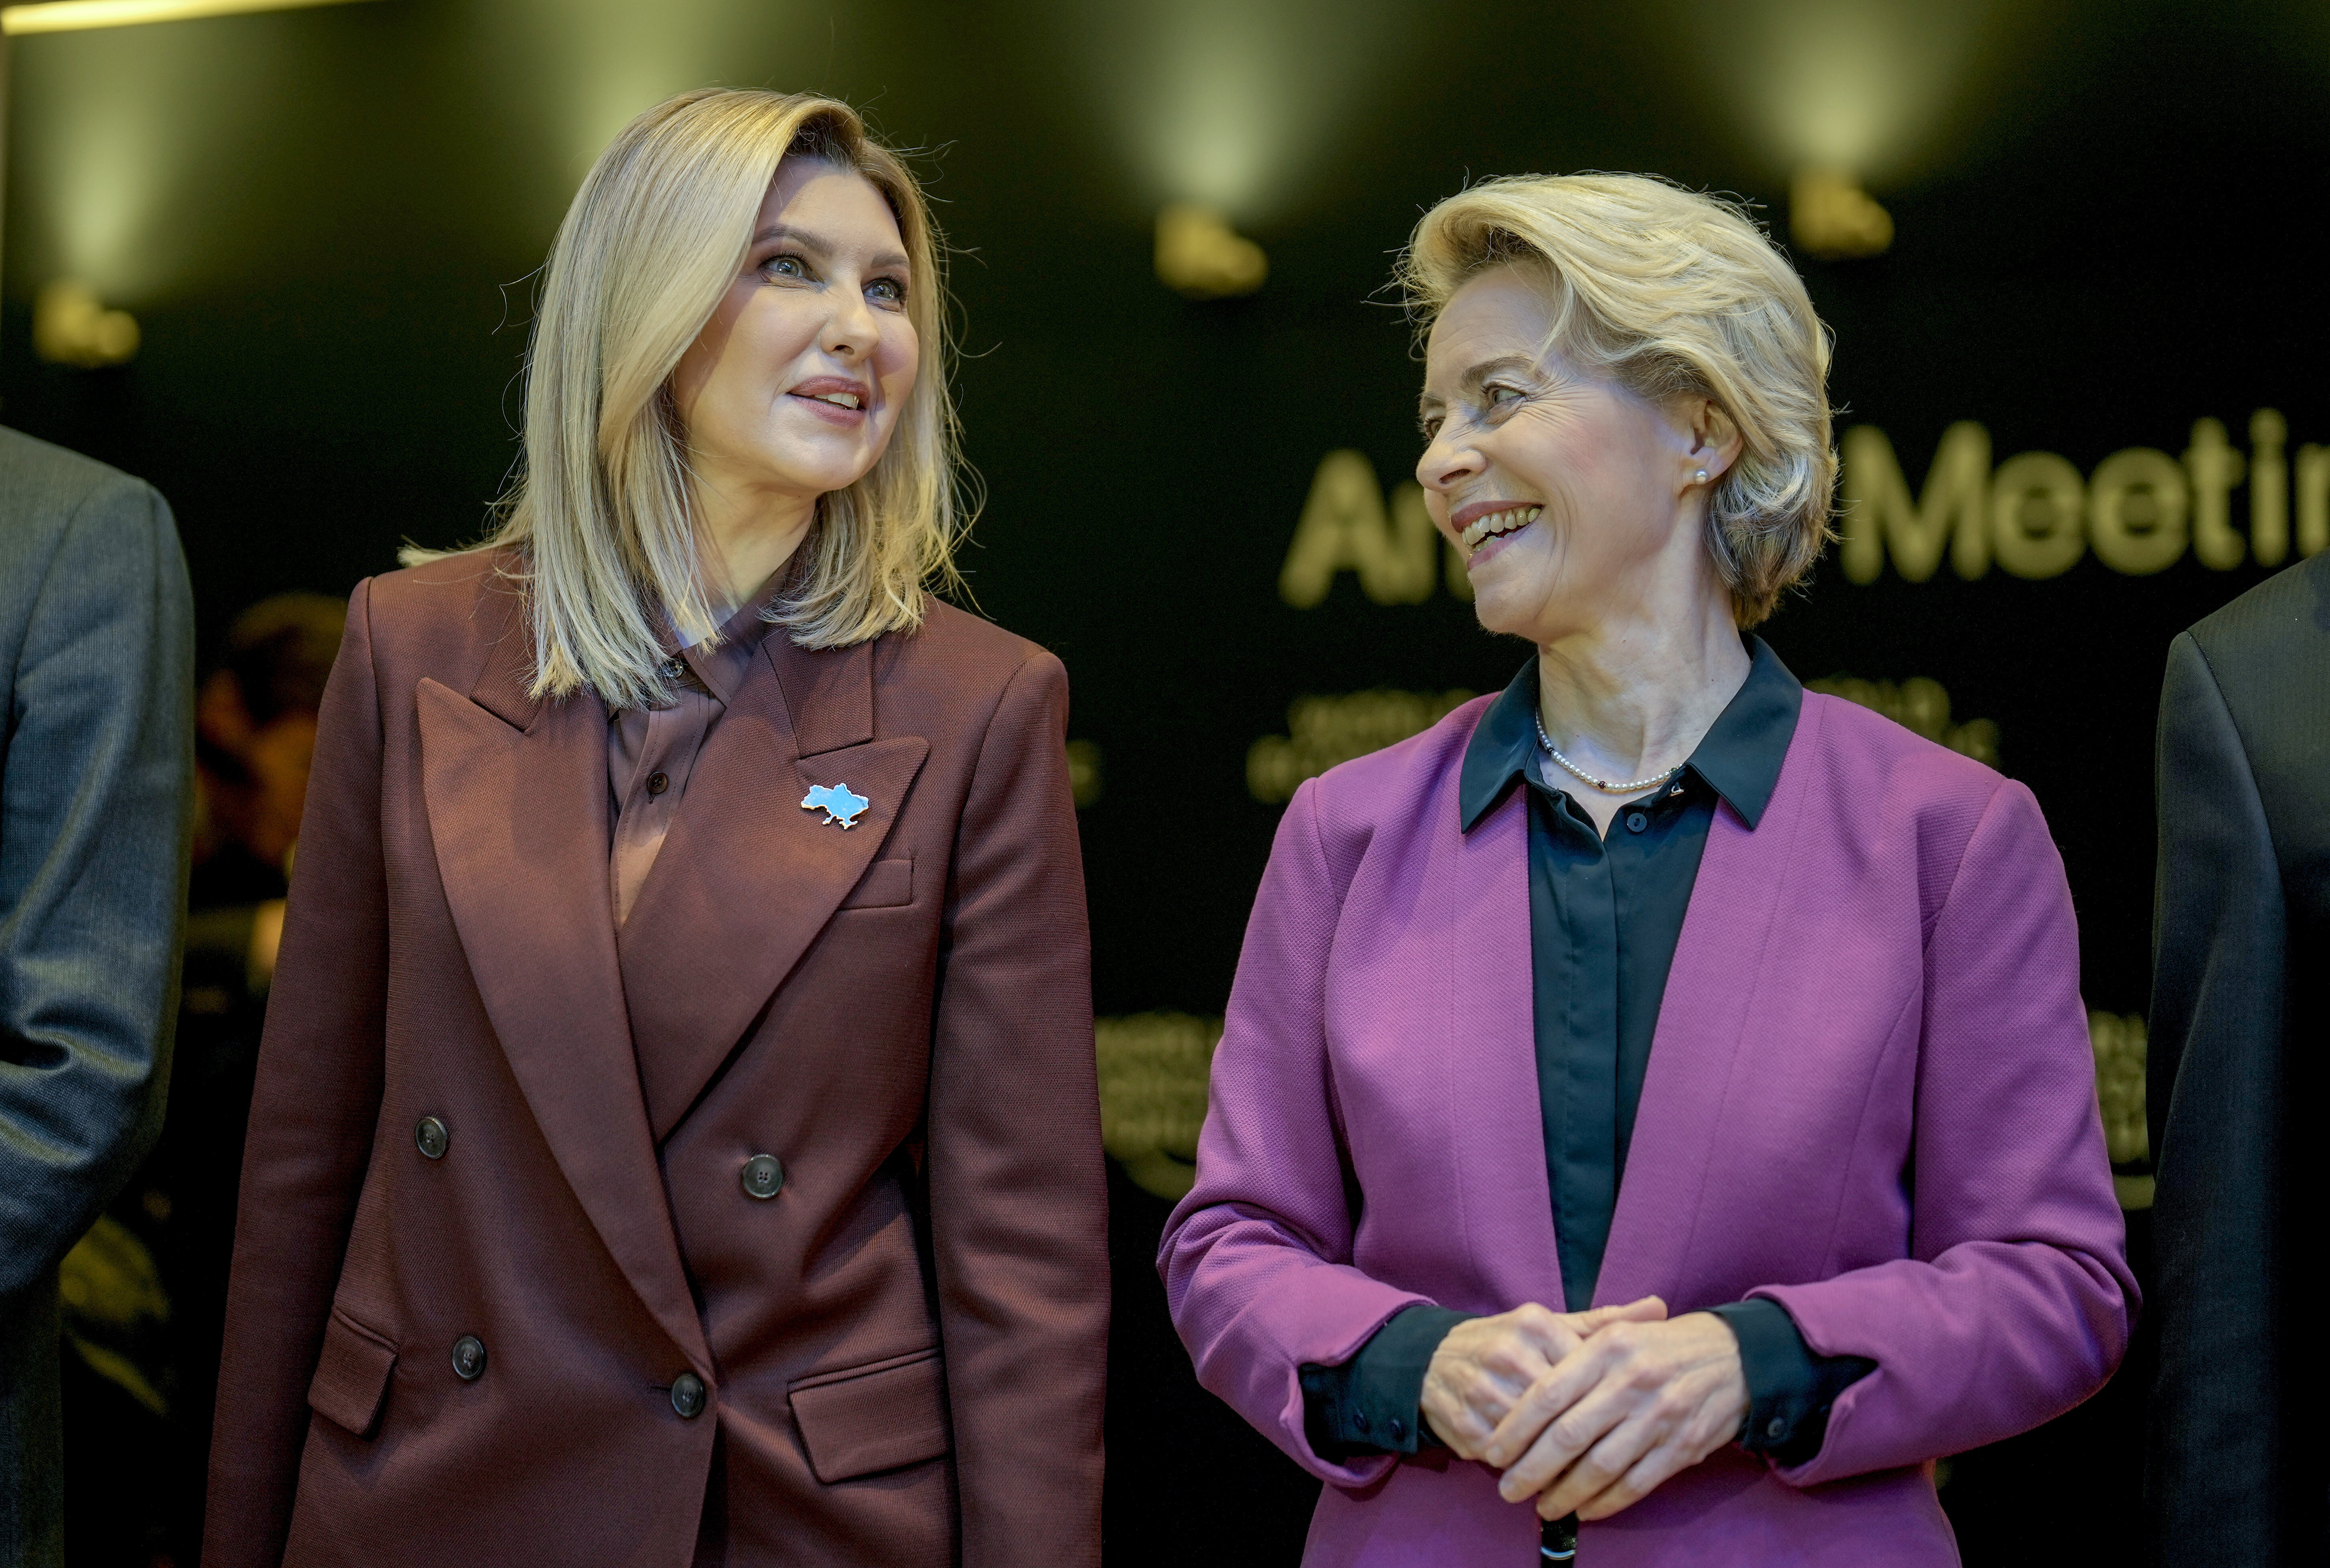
[1456,504,1543,553]
[787,375,872,423]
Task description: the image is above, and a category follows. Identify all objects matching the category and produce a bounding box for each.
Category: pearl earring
[1694,469,1709,484]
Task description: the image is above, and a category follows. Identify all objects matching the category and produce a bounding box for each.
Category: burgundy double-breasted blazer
[205,552,1107,1568]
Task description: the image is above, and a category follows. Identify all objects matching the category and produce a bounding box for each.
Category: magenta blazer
[1160,690,2135,1565]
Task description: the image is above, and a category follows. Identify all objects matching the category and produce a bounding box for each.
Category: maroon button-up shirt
[606,597,775,926]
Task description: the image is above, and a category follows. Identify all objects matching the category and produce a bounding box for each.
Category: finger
[1572,1434,1692,1522]
[1494,1369,1637,1501]
[1536,1406,1670,1520]
[1480,1345,1616,1470]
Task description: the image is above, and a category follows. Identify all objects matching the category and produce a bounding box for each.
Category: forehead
[757,160,906,256]
[1423,269,1555,387]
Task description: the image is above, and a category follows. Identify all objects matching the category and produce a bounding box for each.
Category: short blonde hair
[416,89,964,710]
[1398,174,1834,626]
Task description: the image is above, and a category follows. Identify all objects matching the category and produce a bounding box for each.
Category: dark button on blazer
[205,552,1107,1568]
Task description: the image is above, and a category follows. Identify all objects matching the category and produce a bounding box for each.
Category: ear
[1682,396,1745,483]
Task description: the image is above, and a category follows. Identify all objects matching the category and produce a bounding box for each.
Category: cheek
[878,319,919,390]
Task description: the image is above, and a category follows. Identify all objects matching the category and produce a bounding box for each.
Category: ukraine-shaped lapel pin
[801,781,870,830]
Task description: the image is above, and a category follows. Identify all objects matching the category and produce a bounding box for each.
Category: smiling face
[1416,268,1738,647]
[670,158,920,523]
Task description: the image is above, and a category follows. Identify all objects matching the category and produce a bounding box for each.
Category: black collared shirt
[1300,637,1872,1465]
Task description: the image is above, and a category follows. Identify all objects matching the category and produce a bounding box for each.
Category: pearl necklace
[1534,714,1685,795]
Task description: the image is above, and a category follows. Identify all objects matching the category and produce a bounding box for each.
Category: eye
[1419,413,1444,440]
[1484,381,1524,409]
[760,252,810,282]
[867,276,907,307]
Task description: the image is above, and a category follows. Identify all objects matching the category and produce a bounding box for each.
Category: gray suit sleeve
[2146,630,2288,1559]
[0,479,193,1295]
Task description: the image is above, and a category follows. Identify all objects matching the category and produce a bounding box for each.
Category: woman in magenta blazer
[1160,174,2135,1565]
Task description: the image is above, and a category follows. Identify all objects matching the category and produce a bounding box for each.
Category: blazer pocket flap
[306,1309,397,1438]
[788,1348,950,1482]
[840,856,913,910]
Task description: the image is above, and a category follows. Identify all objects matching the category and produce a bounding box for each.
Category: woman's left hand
[1478,1311,1748,1521]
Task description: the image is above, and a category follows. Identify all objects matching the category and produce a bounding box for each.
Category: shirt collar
[673,596,779,707]
[1458,634,1802,833]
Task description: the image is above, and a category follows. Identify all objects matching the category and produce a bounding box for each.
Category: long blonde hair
[1398,174,1834,627]
[414,89,965,710]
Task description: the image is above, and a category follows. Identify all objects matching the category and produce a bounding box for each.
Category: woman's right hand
[1421,1296,1668,1460]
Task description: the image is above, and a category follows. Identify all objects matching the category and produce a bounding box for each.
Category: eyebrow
[1417,353,1539,414]
[752,222,911,273]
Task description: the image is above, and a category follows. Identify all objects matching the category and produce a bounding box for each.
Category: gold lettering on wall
[2088,1010,2151,1210]
[1094,1012,1223,1201]
[1279,451,1440,607]
[1841,414,2325,582]
[1805,675,2000,768]
[1247,689,1478,802]
[1066,740,1103,808]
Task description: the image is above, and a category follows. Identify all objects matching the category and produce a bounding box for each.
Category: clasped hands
[1419,1296,1747,1522]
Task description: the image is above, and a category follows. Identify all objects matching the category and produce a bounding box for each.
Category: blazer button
[1766,1415,1787,1439]
[415,1117,450,1160]
[671,1372,707,1418]
[1388,1417,1406,1442]
[740,1154,785,1200]
[451,1335,487,1381]
[1353,1409,1370,1433]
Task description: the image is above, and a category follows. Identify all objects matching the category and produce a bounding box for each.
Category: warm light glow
[33,280,140,367]
[1696,0,1997,184]
[1,0,376,35]
[1154,204,1267,299]
[1790,169,1893,259]
[1066,0,1409,223]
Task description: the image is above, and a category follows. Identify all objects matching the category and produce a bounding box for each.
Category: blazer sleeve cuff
[1300,1304,1475,1456]
[1709,1299,1875,1467]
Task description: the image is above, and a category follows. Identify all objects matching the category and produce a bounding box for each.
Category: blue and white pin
[802,781,870,830]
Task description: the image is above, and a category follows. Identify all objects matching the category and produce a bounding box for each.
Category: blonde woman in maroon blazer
[203,90,1106,1568]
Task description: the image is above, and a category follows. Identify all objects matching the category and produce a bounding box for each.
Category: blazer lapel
[1445,781,1569,1314]
[416,636,711,1373]
[618,633,929,1141]
[1595,700,1821,1310]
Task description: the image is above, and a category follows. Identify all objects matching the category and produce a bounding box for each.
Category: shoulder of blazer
[1294,693,1494,890]
[879,596,1054,692]
[359,548,530,697]
[2180,555,2330,744]
[1796,691,2036,932]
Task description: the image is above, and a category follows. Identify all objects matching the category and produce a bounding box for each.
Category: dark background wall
[7,0,2316,1560]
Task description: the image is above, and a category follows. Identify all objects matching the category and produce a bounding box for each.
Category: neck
[692,469,819,614]
[1534,588,1751,787]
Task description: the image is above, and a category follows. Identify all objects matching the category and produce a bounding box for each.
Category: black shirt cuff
[1708,1298,1875,1466]
[1298,1304,1476,1456]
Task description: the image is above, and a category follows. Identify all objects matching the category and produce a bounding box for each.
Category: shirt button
[741,1153,785,1200]
[671,1372,708,1418]
[1766,1416,1787,1439]
[1626,811,1648,833]
[451,1335,487,1381]
[414,1116,450,1160]
[1388,1417,1406,1442]
[646,771,670,797]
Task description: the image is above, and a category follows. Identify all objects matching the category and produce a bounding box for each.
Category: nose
[822,285,881,363]
[1417,423,1486,497]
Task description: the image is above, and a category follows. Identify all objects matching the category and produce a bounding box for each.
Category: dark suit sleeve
[204,580,389,1568]
[2147,630,2289,1558]
[0,479,192,1295]
[926,650,1107,1568]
